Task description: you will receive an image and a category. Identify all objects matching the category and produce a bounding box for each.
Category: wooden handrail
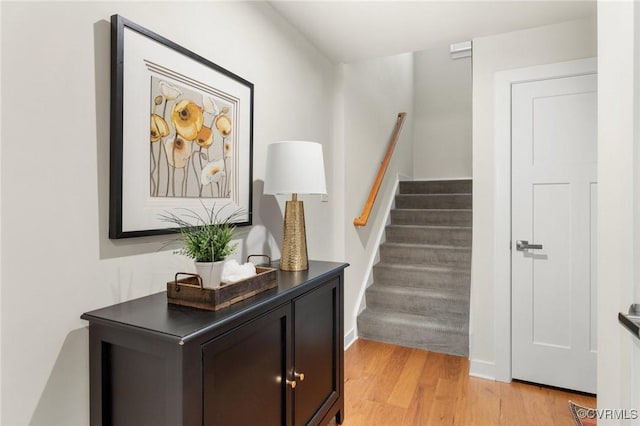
[354,112,407,227]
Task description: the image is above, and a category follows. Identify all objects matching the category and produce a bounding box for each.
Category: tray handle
[247,254,272,266]
[173,272,203,292]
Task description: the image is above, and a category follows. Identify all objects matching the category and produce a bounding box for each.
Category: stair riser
[366,290,469,317]
[373,266,470,291]
[400,180,472,195]
[395,194,472,210]
[357,317,469,357]
[386,226,471,246]
[379,245,471,267]
[391,210,472,227]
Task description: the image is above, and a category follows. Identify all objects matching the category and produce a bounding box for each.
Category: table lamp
[264,141,327,271]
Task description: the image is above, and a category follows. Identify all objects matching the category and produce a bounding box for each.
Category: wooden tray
[167,267,277,311]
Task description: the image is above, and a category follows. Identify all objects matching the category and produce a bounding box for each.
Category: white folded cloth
[222,259,257,283]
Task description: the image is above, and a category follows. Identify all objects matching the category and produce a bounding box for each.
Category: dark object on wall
[619,303,640,339]
[81,260,348,426]
[109,14,254,239]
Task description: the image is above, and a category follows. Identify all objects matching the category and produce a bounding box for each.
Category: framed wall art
[109,14,253,239]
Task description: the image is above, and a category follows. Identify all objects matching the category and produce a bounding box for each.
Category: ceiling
[269,1,597,63]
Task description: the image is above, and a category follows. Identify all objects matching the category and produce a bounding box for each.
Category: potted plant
[161,203,242,289]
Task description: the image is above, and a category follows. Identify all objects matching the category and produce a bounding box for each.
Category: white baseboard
[344,328,357,350]
[469,359,497,380]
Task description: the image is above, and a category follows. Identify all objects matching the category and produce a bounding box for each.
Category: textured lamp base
[280,195,308,271]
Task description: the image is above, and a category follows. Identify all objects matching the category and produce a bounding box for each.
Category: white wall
[598,1,636,420]
[634,1,640,415]
[470,18,596,374]
[0,2,339,424]
[341,53,414,343]
[413,45,472,179]
[0,1,3,422]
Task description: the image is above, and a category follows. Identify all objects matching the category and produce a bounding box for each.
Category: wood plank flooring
[332,339,596,426]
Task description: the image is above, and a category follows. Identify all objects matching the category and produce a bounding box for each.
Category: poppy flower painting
[109,14,253,239]
[149,77,237,199]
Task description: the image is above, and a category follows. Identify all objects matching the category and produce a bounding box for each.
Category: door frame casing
[493,57,597,383]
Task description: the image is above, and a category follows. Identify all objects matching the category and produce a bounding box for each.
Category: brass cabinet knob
[294,372,305,381]
[286,379,297,389]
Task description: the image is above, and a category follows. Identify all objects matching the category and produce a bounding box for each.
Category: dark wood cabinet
[293,281,341,426]
[82,261,347,426]
[203,304,291,426]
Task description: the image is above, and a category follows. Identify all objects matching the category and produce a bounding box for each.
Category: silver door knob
[516,240,543,251]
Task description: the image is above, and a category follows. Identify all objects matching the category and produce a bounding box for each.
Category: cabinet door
[293,278,340,426]
[203,305,292,426]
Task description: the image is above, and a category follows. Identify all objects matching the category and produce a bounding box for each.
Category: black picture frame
[109,14,253,239]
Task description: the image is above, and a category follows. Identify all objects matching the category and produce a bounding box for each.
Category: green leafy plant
[160,203,243,262]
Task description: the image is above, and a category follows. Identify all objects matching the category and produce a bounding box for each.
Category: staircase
[357,179,472,357]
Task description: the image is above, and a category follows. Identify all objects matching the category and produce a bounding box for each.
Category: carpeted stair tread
[380,241,472,251]
[385,224,472,246]
[379,242,472,267]
[395,194,472,210]
[367,284,469,300]
[373,261,471,274]
[387,224,472,230]
[366,284,469,316]
[359,309,468,334]
[391,209,472,226]
[372,265,470,292]
[400,180,472,195]
[357,309,469,357]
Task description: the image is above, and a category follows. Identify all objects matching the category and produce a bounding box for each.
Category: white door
[511,73,597,394]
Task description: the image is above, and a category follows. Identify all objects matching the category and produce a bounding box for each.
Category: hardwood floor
[333,339,596,426]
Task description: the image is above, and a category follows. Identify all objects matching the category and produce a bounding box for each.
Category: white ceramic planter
[194,260,225,289]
